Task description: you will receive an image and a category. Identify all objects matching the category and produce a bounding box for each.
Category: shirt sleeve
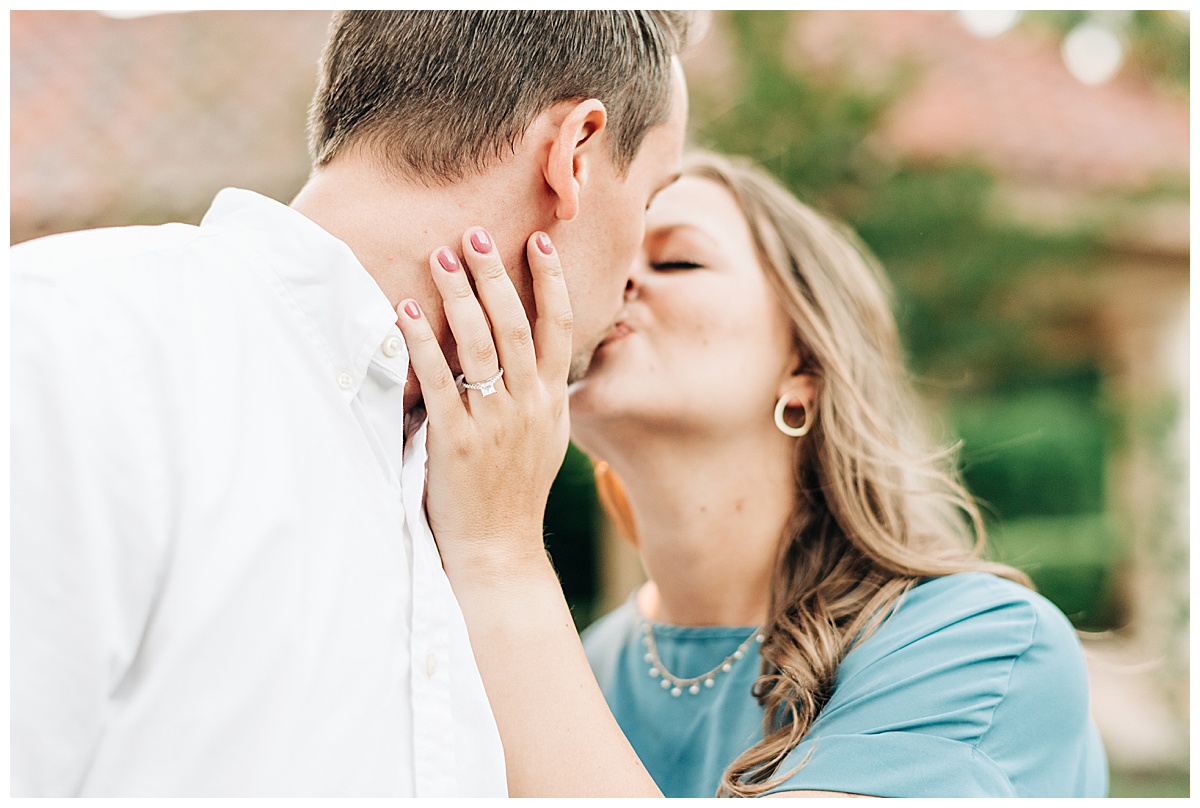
[10,261,170,795]
[764,576,1087,798]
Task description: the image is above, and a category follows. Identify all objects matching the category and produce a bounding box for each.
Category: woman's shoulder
[892,572,1079,650]
[777,572,1104,797]
[846,571,1089,692]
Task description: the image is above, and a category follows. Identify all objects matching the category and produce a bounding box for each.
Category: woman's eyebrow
[647,172,683,209]
[647,223,720,251]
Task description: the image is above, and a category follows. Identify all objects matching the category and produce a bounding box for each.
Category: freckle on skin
[735,498,745,513]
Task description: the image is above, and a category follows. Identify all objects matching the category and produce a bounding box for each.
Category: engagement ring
[456,367,504,397]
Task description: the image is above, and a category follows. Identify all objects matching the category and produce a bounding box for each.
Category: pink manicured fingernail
[403,300,421,319]
[536,233,553,255]
[436,247,459,272]
[470,228,492,254]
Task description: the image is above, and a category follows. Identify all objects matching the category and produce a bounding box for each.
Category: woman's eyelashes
[650,260,703,271]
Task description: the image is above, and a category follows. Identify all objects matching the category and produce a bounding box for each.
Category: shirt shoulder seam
[975,596,1039,758]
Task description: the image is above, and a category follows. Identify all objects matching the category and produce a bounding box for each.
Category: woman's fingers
[429,244,506,400]
[418,228,571,407]
[458,228,537,394]
[395,297,468,427]
[527,232,572,388]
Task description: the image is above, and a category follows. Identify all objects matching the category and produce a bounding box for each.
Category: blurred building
[10,10,332,244]
[9,8,1189,778]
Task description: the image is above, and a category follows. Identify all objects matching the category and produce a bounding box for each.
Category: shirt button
[382,335,403,358]
[425,651,439,678]
[337,372,354,390]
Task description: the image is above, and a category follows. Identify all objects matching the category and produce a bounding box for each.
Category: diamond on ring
[457,367,504,397]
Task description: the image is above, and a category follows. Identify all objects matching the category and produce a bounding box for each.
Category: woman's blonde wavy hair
[593,151,1031,798]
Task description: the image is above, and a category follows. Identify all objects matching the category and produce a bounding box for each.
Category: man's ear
[544,99,607,222]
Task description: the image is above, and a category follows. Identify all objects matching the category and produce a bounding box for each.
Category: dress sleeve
[764,576,1092,798]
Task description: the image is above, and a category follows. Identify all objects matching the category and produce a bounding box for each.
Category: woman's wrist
[442,545,575,658]
[439,527,558,592]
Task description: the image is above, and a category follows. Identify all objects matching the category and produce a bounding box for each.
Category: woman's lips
[597,321,633,349]
[576,321,633,382]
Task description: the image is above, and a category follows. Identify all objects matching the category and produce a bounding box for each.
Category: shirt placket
[400,424,456,797]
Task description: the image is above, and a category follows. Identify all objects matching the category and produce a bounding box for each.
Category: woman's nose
[624,254,649,301]
[623,273,641,302]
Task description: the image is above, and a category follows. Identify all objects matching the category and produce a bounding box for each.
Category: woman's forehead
[648,177,750,247]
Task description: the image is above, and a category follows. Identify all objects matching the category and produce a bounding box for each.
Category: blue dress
[582,573,1107,797]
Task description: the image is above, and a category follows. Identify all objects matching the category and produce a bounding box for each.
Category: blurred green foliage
[542,442,601,629]
[951,371,1109,520]
[950,373,1122,630]
[1108,767,1190,798]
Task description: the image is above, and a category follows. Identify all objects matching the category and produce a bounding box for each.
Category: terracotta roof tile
[792,11,1188,193]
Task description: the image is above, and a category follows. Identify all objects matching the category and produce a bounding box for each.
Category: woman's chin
[566,378,619,421]
[567,345,664,432]
[567,375,641,435]
[568,350,620,403]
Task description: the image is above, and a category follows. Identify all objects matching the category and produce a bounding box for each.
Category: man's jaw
[567,318,631,386]
[567,340,600,387]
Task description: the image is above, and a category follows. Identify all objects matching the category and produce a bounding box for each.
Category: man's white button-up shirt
[10,189,507,797]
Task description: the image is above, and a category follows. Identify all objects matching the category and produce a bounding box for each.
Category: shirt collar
[200,188,409,395]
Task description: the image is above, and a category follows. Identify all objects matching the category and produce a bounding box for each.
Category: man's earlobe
[545,99,607,223]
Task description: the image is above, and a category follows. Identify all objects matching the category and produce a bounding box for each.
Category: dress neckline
[632,586,760,639]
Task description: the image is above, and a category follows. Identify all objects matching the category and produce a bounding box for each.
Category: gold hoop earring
[774,397,812,438]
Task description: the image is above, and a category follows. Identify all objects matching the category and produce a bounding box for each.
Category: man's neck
[289,155,547,413]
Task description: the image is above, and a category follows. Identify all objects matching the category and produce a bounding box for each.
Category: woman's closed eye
[650,260,704,271]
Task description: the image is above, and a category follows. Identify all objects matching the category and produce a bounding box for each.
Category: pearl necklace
[641,621,764,697]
